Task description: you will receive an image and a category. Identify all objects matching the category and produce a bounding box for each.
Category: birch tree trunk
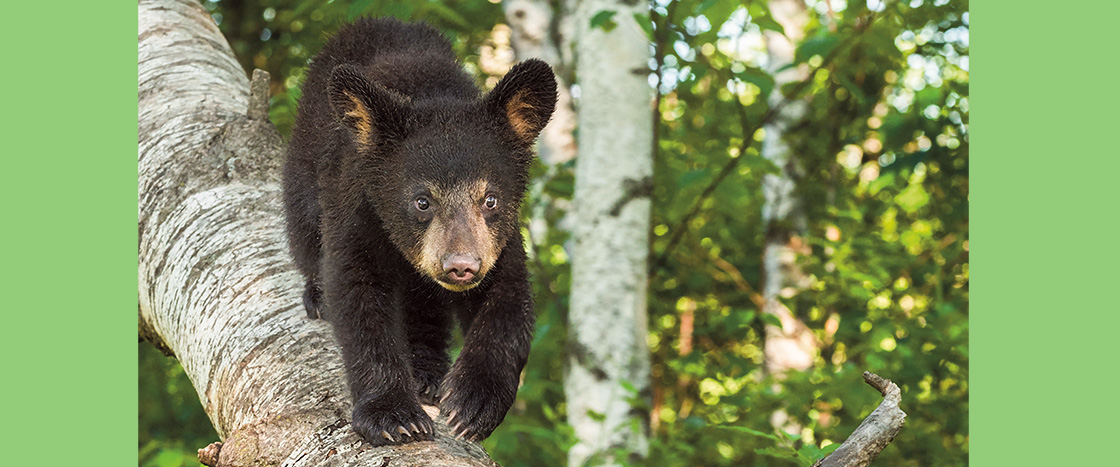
[501,0,579,259]
[566,1,654,466]
[760,0,820,377]
[138,1,496,465]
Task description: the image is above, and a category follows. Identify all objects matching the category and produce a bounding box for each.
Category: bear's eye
[416,197,430,211]
[484,194,498,209]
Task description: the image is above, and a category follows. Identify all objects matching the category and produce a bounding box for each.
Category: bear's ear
[328,64,411,150]
[485,59,557,146]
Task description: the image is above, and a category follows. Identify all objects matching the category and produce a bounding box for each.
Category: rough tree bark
[565,1,654,466]
[813,372,907,467]
[138,1,497,465]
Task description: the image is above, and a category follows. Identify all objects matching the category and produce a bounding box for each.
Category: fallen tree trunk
[138,1,496,465]
[813,372,907,467]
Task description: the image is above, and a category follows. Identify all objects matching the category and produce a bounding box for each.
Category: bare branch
[813,372,907,467]
[247,69,270,121]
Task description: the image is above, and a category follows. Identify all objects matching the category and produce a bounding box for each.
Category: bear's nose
[443,254,480,283]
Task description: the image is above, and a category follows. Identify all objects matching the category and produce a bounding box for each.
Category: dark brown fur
[282,18,556,446]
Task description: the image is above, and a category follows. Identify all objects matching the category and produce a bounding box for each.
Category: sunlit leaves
[734,65,775,98]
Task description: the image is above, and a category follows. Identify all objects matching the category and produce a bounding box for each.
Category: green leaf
[718,425,780,441]
[696,0,721,14]
[747,2,786,36]
[735,65,775,97]
[798,443,825,463]
[835,72,867,105]
[683,415,706,430]
[590,10,618,32]
[699,0,739,32]
[620,380,638,394]
[738,310,757,328]
[761,313,784,330]
[752,15,786,35]
[795,35,840,64]
[755,446,796,460]
[633,13,654,41]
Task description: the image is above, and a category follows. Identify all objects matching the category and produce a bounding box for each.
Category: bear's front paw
[351,393,435,447]
[438,368,516,442]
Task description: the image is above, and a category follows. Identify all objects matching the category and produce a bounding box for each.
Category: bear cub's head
[327,59,557,292]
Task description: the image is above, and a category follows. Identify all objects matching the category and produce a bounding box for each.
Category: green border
[7,1,1119,465]
[973,1,1120,464]
[2,2,136,466]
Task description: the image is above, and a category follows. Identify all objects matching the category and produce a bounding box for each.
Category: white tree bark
[501,0,579,260]
[760,0,820,377]
[566,1,654,466]
[139,1,497,465]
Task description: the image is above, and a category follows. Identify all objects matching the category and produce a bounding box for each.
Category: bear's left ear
[485,59,558,146]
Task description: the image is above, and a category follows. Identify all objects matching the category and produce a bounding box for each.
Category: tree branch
[139,1,499,465]
[812,372,907,467]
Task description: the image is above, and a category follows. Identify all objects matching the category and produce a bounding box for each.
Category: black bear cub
[282,18,556,446]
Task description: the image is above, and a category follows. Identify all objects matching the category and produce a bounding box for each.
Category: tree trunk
[760,0,820,377]
[501,0,579,262]
[565,1,654,466]
[138,1,498,465]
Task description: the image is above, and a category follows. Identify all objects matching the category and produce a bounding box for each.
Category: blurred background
[139,0,968,465]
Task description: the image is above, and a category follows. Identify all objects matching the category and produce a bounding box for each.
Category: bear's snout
[443,253,481,284]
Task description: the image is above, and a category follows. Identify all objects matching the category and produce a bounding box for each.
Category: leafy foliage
[140,1,968,465]
[643,0,968,465]
[139,343,218,467]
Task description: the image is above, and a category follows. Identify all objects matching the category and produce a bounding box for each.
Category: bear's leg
[282,174,324,319]
[320,225,434,446]
[401,285,455,405]
[439,239,535,441]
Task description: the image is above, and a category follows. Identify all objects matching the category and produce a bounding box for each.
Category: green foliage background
[139,0,968,465]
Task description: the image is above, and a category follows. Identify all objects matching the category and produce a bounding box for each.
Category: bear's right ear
[484,59,558,147]
[328,64,411,150]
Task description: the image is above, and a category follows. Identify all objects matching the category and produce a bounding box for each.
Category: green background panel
[5,0,1115,465]
[1,2,137,467]
[972,0,1120,464]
